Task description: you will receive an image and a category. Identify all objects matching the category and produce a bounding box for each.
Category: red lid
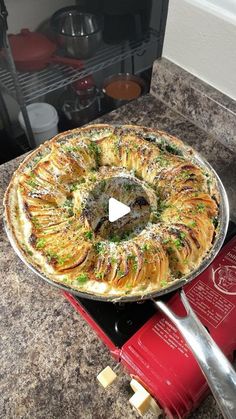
[9,29,56,62]
[73,75,95,91]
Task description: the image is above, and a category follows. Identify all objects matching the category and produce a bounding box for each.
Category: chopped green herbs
[141,243,150,251]
[114,139,120,153]
[155,155,169,167]
[117,269,125,278]
[63,145,81,153]
[207,178,212,188]
[31,216,41,228]
[63,198,74,217]
[100,180,106,192]
[88,174,97,182]
[45,251,68,265]
[84,230,93,240]
[187,220,196,228]
[76,273,88,284]
[158,138,183,156]
[212,217,218,228]
[196,203,206,213]
[127,255,138,272]
[95,272,105,280]
[36,238,46,249]
[152,201,169,221]
[24,245,33,256]
[123,183,133,192]
[33,156,42,165]
[27,179,37,188]
[179,170,192,180]
[173,238,182,249]
[69,183,78,192]
[109,234,121,243]
[94,242,106,254]
[165,231,186,251]
[165,143,182,156]
[160,280,168,287]
[88,141,101,164]
[46,250,58,262]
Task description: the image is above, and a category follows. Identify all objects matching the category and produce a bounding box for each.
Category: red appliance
[64,224,236,418]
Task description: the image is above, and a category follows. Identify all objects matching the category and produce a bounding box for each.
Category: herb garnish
[117,269,125,278]
[88,142,101,165]
[84,230,93,240]
[158,138,183,156]
[36,238,46,249]
[100,180,106,192]
[160,280,168,287]
[155,155,169,167]
[141,243,150,251]
[63,198,74,217]
[63,145,81,153]
[69,183,78,192]
[94,242,106,254]
[123,183,133,192]
[187,220,196,228]
[196,203,206,213]
[76,273,88,283]
[95,272,105,280]
[127,255,138,272]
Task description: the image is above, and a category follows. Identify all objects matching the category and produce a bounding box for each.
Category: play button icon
[109,198,130,222]
[83,175,152,241]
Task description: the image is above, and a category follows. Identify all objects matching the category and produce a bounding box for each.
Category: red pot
[7,29,83,72]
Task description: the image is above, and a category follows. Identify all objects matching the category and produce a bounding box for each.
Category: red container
[6,29,83,72]
[64,235,236,418]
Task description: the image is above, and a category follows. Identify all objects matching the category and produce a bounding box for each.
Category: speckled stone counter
[151,58,236,153]
[1,92,235,419]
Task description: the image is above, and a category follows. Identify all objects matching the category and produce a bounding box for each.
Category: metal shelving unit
[0,29,159,104]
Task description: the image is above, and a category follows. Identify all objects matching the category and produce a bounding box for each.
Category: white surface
[6,0,75,33]
[108,198,130,223]
[18,103,58,145]
[163,0,236,100]
[186,0,236,24]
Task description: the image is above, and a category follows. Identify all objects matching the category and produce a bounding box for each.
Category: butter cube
[97,366,117,388]
[129,389,152,416]
[129,379,162,417]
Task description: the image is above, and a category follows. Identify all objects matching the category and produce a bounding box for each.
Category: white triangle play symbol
[108,198,130,222]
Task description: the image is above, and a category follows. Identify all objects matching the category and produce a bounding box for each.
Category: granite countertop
[1,92,235,419]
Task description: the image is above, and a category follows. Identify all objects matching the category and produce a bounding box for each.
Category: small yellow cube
[129,379,162,417]
[97,366,117,388]
[129,389,151,416]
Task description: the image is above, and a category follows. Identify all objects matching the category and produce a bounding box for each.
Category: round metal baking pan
[4,126,229,302]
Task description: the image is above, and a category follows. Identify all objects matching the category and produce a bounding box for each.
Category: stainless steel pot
[51,7,103,59]
[102,74,148,109]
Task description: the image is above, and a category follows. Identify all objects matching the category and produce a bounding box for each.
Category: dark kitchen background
[0,0,168,164]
